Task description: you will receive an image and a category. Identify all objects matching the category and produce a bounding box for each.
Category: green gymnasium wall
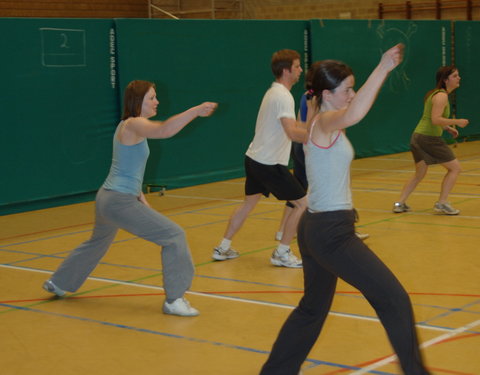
[0,18,118,215]
[454,21,480,140]
[1,18,478,215]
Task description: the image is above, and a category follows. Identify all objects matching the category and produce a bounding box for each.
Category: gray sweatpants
[50,188,194,300]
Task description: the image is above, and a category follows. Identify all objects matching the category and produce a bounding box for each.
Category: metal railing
[148,0,243,19]
[378,0,477,20]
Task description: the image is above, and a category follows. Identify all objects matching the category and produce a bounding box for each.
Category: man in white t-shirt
[213,49,308,268]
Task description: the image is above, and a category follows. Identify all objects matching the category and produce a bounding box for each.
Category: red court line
[436,332,480,345]
[322,355,394,375]
[324,361,475,375]
[200,290,480,298]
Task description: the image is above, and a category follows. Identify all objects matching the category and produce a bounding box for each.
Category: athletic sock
[276,243,290,255]
[219,238,232,251]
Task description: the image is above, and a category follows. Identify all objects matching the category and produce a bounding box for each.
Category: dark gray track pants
[260,209,429,375]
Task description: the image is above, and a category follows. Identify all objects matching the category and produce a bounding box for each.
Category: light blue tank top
[103,124,150,195]
[304,125,354,212]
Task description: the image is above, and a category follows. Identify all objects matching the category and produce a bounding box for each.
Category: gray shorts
[410,132,456,165]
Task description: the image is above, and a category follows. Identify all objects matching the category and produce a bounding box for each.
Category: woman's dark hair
[424,65,457,101]
[308,60,353,106]
[122,80,155,120]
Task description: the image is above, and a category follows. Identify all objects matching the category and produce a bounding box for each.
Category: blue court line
[0,302,395,375]
[418,299,480,325]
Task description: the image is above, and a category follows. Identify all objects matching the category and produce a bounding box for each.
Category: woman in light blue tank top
[43,80,218,317]
[261,45,430,375]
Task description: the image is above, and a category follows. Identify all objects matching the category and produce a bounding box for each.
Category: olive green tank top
[414,89,450,137]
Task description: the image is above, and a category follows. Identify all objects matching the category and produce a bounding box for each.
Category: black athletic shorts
[244,156,306,201]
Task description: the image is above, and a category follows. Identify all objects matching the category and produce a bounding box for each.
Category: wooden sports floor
[1,141,479,375]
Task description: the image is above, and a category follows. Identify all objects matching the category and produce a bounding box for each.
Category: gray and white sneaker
[271,249,302,268]
[43,280,66,297]
[434,202,460,215]
[163,297,199,317]
[212,246,240,261]
[393,202,411,213]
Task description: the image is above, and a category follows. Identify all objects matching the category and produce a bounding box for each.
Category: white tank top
[304,122,354,212]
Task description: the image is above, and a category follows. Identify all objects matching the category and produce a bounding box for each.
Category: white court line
[0,264,463,335]
[364,155,480,163]
[349,319,480,375]
[352,167,480,177]
[352,188,480,198]
[166,189,480,202]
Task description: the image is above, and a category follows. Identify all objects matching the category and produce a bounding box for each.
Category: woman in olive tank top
[393,66,469,215]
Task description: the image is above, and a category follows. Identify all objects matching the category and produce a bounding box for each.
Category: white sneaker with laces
[163,297,199,317]
[212,246,239,261]
[270,249,302,268]
[43,280,66,297]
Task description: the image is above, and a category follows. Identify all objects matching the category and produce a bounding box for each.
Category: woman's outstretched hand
[380,43,405,72]
[197,102,218,117]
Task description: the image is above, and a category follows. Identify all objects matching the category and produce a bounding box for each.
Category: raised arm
[320,43,404,132]
[127,102,218,139]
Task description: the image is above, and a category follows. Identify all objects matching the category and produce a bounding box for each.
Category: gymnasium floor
[0,141,479,375]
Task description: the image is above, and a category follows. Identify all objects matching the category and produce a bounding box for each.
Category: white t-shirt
[245,82,296,166]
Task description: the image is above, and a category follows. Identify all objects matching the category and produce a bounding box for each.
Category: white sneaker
[163,297,199,317]
[270,249,302,268]
[43,280,66,297]
[434,202,460,215]
[355,231,369,240]
[212,246,239,261]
